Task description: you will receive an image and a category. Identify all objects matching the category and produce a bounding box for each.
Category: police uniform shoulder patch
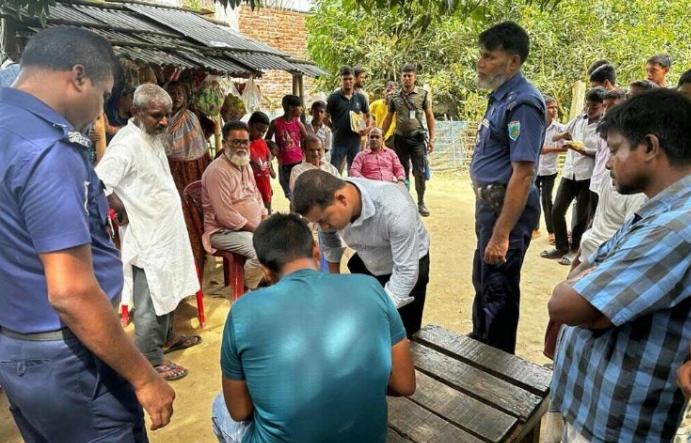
[508,120,520,141]
[67,131,92,148]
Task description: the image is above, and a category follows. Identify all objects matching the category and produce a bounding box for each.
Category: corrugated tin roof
[225,51,298,72]
[176,50,255,77]
[124,3,287,55]
[113,46,196,68]
[287,60,329,77]
[1,1,327,78]
[41,2,105,26]
[73,3,174,34]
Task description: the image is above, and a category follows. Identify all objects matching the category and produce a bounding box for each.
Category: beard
[137,121,167,146]
[226,150,250,167]
[476,64,509,91]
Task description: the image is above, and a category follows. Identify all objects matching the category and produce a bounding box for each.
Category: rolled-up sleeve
[384,205,420,300]
[573,224,691,326]
[318,228,345,264]
[204,168,248,230]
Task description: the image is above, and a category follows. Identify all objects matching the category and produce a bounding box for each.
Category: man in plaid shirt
[549,89,691,442]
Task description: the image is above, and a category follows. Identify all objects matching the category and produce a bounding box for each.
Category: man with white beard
[201,121,268,290]
[96,84,200,381]
[468,21,546,354]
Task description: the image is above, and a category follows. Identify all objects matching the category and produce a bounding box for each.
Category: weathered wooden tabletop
[387,324,553,443]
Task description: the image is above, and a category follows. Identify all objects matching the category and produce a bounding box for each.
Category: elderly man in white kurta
[96,84,199,381]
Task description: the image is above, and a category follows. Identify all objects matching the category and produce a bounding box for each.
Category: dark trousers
[330,144,360,175]
[471,189,539,354]
[535,173,557,233]
[552,177,591,251]
[0,332,146,443]
[278,162,300,198]
[393,134,427,202]
[348,252,430,339]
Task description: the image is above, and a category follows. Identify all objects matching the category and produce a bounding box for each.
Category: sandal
[155,361,189,381]
[163,335,202,354]
[540,248,568,259]
[558,252,576,266]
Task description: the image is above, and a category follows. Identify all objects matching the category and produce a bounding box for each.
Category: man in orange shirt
[201,121,268,290]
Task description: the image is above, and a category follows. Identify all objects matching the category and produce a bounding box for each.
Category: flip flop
[163,335,202,354]
[540,248,568,259]
[558,252,576,266]
[155,361,189,381]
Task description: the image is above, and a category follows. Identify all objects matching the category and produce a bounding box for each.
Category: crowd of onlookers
[4,22,691,443]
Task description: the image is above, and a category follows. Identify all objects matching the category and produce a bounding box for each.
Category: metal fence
[429,120,473,171]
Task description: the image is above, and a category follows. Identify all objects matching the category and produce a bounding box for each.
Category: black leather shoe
[418,202,430,217]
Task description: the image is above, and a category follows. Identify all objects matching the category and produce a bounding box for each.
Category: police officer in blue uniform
[0,27,174,441]
[468,22,546,354]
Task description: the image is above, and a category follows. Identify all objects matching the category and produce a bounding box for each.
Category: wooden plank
[388,397,485,443]
[411,343,542,422]
[387,428,415,443]
[509,397,550,443]
[410,370,517,442]
[415,325,552,396]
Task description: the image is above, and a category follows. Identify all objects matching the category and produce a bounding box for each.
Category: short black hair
[293,170,347,215]
[585,87,606,103]
[628,80,658,92]
[353,66,366,77]
[310,100,326,113]
[587,59,610,75]
[589,64,616,86]
[282,94,302,112]
[222,121,250,139]
[20,27,121,85]
[401,63,417,73]
[478,21,530,64]
[248,111,270,125]
[597,89,691,167]
[339,66,354,77]
[646,54,672,69]
[678,69,691,87]
[604,89,627,101]
[385,80,398,89]
[253,213,314,274]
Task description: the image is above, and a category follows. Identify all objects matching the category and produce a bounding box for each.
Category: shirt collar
[0,87,73,134]
[489,72,525,102]
[345,178,375,227]
[635,174,691,219]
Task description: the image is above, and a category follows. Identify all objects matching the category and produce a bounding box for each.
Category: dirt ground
[0,172,570,442]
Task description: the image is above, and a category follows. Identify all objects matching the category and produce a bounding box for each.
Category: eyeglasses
[228,139,250,147]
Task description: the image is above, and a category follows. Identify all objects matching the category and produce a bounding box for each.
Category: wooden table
[387,325,553,443]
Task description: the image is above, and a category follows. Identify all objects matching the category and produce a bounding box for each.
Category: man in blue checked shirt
[548,89,691,443]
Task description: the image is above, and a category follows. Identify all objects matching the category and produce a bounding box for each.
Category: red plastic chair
[183,180,246,301]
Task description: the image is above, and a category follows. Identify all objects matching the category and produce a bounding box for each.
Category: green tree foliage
[307,0,691,121]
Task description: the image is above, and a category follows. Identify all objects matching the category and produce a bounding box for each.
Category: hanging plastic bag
[241,75,262,112]
[195,75,226,117]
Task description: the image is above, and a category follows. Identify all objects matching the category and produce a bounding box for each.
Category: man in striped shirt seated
[548,89,691,443]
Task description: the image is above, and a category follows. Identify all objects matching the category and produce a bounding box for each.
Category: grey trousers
[210,230,264,289]
[133,266,173,367]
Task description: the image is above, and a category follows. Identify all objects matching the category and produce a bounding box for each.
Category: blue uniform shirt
[469,72,546,186]
[0,87,123,333]
[221,269,406,443]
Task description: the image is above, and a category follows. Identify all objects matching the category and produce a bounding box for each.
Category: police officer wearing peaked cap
[468,21,546,354]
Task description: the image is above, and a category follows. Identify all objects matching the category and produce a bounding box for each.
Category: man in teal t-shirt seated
[211,213,416,443]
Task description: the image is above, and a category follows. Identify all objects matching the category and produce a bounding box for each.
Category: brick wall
[238,5,319,115]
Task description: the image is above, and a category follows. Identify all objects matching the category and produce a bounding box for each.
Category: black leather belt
[0,326,75,341]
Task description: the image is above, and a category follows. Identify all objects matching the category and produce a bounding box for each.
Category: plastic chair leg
[120,305,129,328]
